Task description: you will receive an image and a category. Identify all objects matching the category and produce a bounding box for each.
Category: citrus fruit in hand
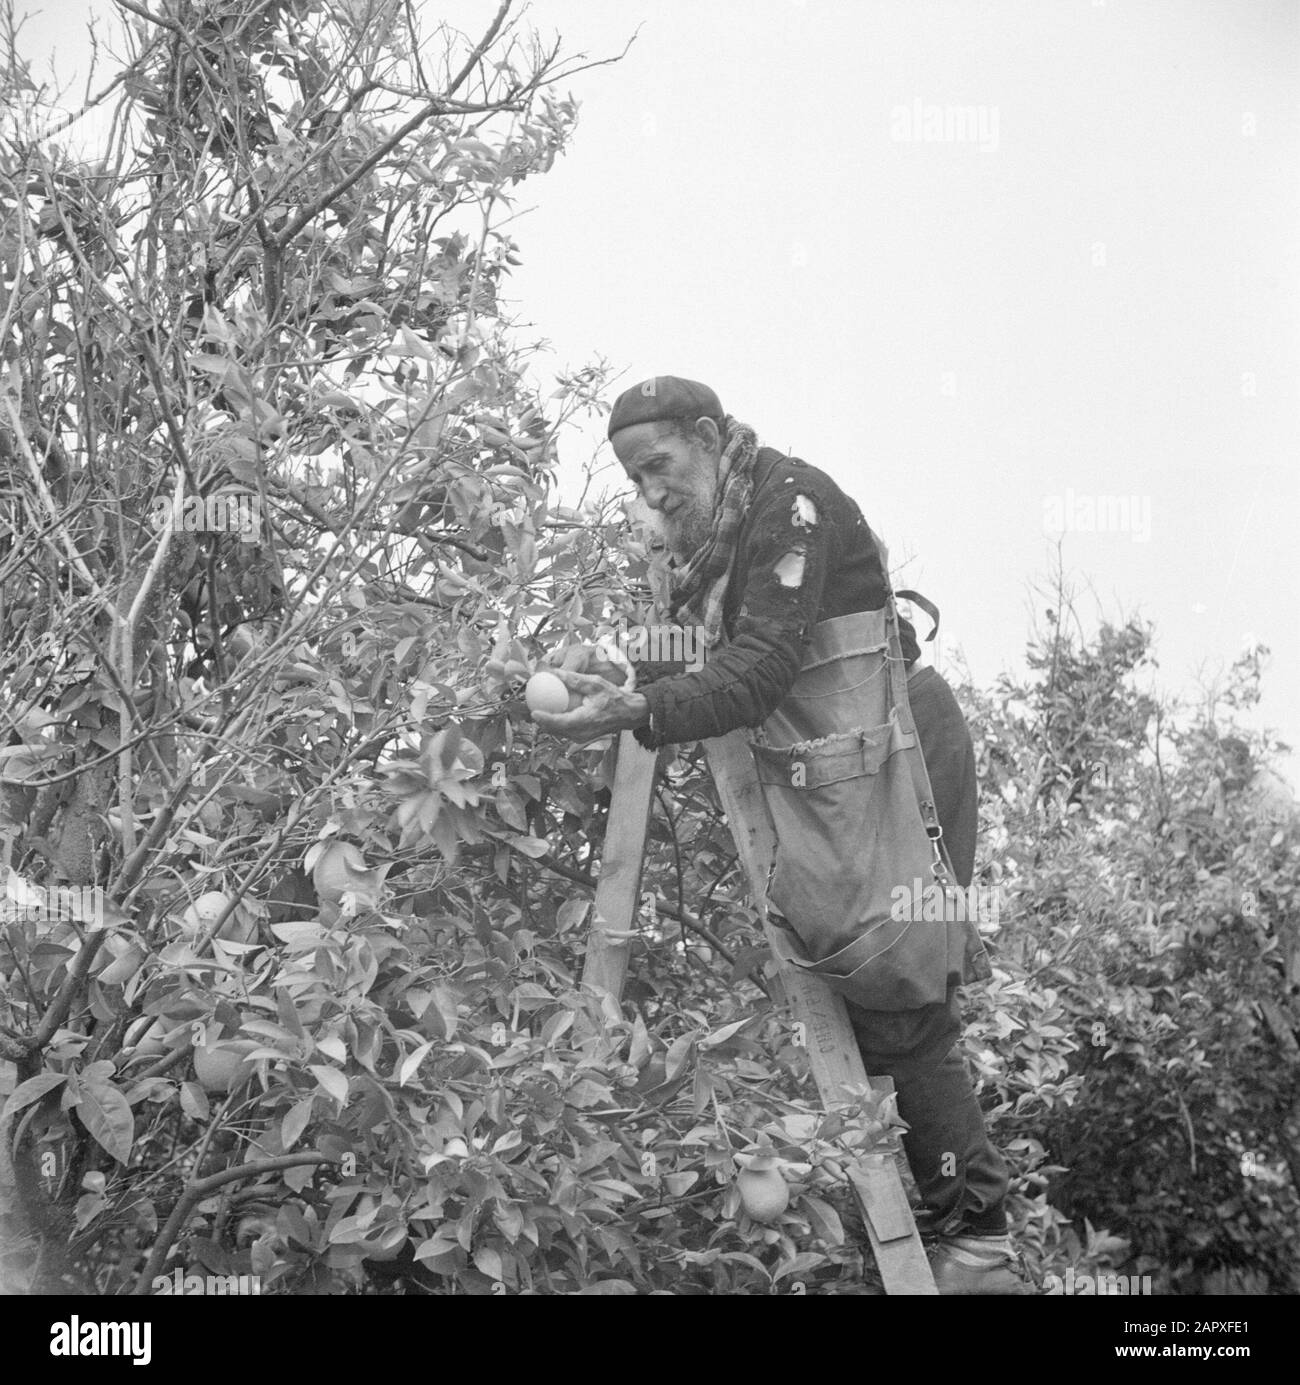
[524,670,576,714]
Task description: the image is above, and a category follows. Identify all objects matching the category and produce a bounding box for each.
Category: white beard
[663,495,715,563]
[625,482,715,563]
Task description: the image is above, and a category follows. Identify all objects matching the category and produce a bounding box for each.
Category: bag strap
[894,589,940,642]
[877,543,956,887]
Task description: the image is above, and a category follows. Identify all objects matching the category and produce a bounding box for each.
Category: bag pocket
[751,714,954,1011]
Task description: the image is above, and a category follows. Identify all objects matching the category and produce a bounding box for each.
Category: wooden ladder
[580,729,938,1295]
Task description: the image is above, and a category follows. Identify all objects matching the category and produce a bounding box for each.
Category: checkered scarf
[666,415,759,648]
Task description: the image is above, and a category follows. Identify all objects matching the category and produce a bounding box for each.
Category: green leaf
[490,1128,523,1156]
[494,786,528,832]
[1,1071,66,1121]
[566,1078,610,1109]
[394,326,435,359]
[801,1194,845,1247]
[664,1032,695,1082]
[399,1040,435,1086]
[0,744,65,782]
[76,1079,135,1164]
[473,1246,503,1280]
[189,352,232,379]
[540,1010,574,1047]
[698,1017,754,1050]
[492,1201,524,1242]
[284,1163,315,1193]
[414,1229,460,1263]
[719,1251,769,1276]
[180,1081,210,1122]
[309,1065,349,1106]
[627,1013,652,1069]
[281,1096,315,1151]
[429,986,459,1041]
[556,897,590,933]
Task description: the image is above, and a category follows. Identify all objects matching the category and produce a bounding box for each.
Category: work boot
[927,1232,1034,1295]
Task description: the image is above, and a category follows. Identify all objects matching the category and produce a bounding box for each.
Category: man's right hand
[556,643,630,687]
[530,669,649,745]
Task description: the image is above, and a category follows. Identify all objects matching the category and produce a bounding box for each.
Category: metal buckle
[925,823,949,884]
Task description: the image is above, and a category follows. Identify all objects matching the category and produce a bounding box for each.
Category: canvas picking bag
[745,592,991,1012]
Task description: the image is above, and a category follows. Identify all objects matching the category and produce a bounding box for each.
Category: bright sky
[16,0,1300,784]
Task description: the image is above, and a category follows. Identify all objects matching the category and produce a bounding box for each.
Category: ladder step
[848,1157,920,1244]
[847,1160,939,1294]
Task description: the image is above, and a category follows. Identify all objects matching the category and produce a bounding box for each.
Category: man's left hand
[530,669,650,745]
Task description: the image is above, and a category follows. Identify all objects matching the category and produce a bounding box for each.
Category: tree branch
[269,0,522,251]
[523,844,740,968]
[132,1153,334,1292]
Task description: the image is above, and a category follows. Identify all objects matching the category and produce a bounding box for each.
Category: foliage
[952,599,1300,1294]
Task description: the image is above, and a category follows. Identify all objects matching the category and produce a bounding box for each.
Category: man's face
[612,419,721,561]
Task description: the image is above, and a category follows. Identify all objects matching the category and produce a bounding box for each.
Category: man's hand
[556,643,630,684]
[530,669,650,745]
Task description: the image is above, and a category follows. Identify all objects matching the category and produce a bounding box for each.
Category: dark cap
[606,376,724,439]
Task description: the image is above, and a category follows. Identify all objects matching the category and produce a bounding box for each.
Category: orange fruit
[193,1041,257,1094]
[524,671,574,715]
[736,1162,789,1223]
[180,890,256,943]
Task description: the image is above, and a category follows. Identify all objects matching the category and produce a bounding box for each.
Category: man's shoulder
[755,446,838,492]
[752,447,856,515]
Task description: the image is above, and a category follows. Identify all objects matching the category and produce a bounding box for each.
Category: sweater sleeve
[632,478,835,749]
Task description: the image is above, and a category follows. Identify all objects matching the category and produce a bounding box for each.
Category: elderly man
[533,376,1024,1295]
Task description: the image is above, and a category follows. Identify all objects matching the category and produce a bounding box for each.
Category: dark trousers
[845,665,1009,1235]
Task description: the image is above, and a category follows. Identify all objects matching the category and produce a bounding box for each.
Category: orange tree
[0,0,900,1295]
[952,602,1300,1294]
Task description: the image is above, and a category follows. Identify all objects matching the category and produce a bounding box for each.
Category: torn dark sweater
[633,447,920,749]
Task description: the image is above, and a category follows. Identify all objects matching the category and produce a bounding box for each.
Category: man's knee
[849,987,963,1083]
